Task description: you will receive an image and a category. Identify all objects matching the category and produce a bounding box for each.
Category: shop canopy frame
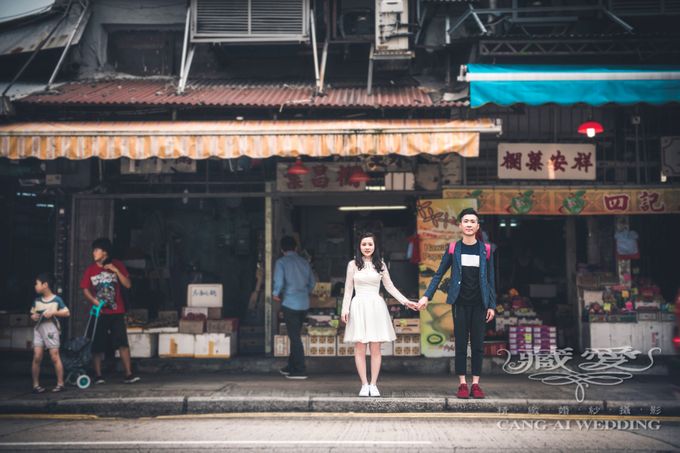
[0,119,501,160]
[459,64,680,108]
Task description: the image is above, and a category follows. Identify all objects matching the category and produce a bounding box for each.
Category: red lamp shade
[287,158,309,175]
[348,166,370,184]
[578,121,604,138]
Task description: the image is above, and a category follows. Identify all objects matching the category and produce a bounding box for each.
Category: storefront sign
[498,143,596,180]
[416,198,477,238]
[443,187,680,215]
[661,137,680,177]
[276,163,366,192]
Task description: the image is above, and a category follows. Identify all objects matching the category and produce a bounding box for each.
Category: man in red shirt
[80,238,140,384]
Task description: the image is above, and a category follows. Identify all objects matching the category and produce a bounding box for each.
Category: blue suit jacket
[423,240,496,309]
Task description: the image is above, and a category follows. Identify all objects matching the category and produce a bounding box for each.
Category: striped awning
[0,119,501,160]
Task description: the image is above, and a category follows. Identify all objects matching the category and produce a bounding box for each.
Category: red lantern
[287,158,309,175]
[349,166,370,184]
[577,121,604,138]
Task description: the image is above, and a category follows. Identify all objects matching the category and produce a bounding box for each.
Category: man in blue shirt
[273,236,315,379]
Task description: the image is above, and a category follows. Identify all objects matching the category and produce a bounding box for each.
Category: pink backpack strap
[450,241,491,260]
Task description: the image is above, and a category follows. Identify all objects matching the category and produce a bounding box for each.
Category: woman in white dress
[340,232,417,397]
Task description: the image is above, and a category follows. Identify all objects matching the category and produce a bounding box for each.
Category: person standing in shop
[273,236,316,380]
[341,232,418,397]
[416,208,496,399]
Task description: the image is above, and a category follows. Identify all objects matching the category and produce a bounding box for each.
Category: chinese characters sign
[498,143,596,181]
[276,163,366,192]
[443,187,680,215]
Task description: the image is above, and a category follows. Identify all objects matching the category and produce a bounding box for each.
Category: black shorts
[91,314,129,353]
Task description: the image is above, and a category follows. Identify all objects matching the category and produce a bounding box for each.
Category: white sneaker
[369,384,381,397]
[359,384,370,397]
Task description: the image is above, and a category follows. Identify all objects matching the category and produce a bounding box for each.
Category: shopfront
[0,118,502,359]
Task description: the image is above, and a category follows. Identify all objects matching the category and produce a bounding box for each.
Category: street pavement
[0,371,678,417]
[0,413,679,452]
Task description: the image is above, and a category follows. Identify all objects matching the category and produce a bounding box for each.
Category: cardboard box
[179,318,205,334]
[127,309,149,323]
[9,314,31,327]
[394,344,420,356]
[182,307,208,318]
[336,338,355,356]
[159,333,195,358]
[307,326,337,336]
[308,335,336,356]
[309,296,337,309]
[366,342,393,356]
[207,307,222,320]
[274,335,289,357]
[145,326,179,334]
[194,333,237,358]
[187,284,223,308]
[393,318,421,334]
[207,318,238,334]
[394,335,420,356]
[395,334,420,345]
[312,282,332,299]
[11,327,34,350]
[116,332,158,358]
[157,310,179,324]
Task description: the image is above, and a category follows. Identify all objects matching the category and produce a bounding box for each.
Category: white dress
[341,259,410,343]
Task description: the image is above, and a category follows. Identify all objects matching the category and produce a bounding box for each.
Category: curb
[1,397,678,417]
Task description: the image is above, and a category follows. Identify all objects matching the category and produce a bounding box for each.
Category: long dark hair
[354,232,384,273]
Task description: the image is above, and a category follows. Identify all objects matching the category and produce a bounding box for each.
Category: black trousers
[282,306,307,372]
[453,303,486,376]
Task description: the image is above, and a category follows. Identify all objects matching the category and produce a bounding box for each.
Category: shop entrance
[492,216,574,348]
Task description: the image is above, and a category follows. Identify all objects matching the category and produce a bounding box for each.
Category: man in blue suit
[417,208,496,399]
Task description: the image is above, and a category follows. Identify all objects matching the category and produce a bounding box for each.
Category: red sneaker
[456,383,470,399]
[470,383,485,399]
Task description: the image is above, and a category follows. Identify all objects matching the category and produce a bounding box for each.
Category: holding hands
[415,296,429,311]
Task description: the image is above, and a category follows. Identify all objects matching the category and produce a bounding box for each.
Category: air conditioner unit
[191,0,310,43]
[375,0,410,53]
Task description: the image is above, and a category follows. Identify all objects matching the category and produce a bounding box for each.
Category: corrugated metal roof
[16,79,466,108]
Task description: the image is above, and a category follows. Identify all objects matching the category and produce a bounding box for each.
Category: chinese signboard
[661,137,680,177]
[443,187,680,215]
[276,163,366,192]
[498,143,596,180]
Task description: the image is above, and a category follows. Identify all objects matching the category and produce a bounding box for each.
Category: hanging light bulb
[578,121,604,138]
[287,158,309,175]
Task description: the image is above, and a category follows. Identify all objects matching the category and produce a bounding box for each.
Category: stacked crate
[532,326,557,353]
